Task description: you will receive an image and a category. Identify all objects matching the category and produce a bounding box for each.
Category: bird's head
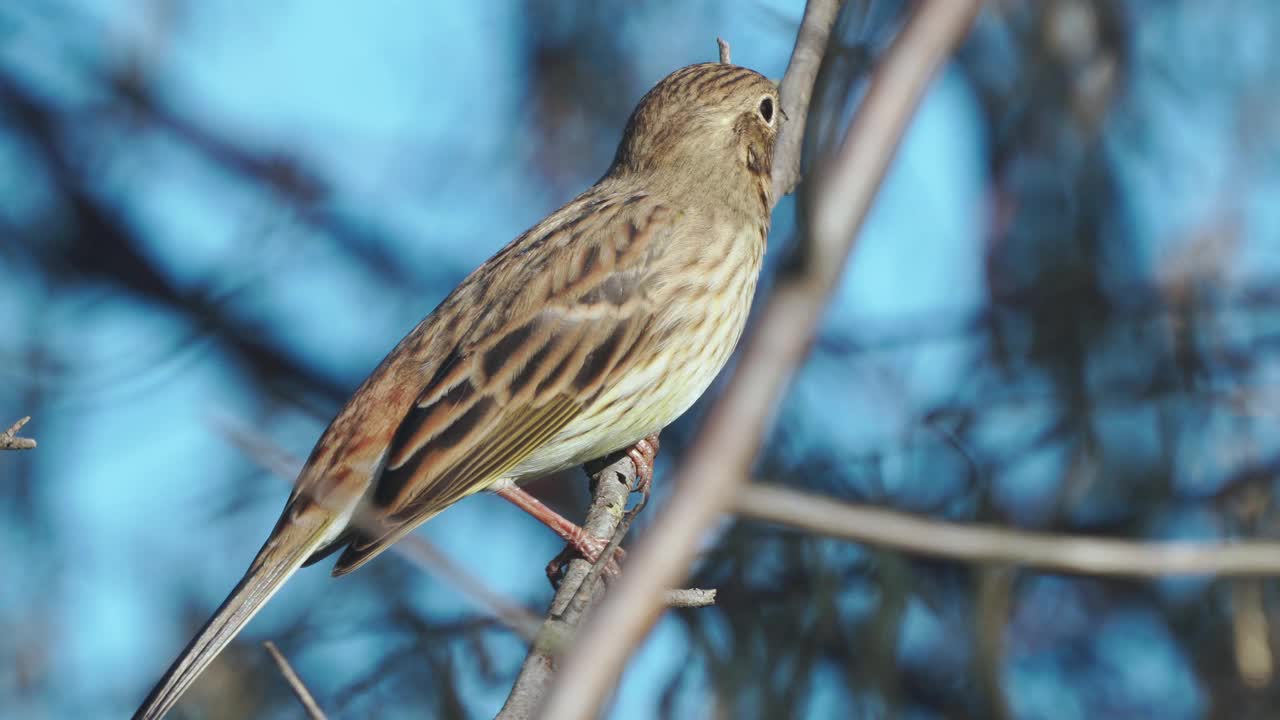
[608,62,781,210]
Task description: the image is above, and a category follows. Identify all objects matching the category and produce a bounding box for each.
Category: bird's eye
[758,96,775,125]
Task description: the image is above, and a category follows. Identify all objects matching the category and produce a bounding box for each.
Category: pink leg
[494,485,623,579]
[498,433,663,585]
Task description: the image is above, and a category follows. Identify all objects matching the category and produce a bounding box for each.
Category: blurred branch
[737,482,1280,577]
[974,567,1013,720]
[263,641,328,720]
[1231,580,1274,686]
[215,417,544,641]
[540,3,982,716]
[390,533,543,641]
[22,1,441,292]
[104,72,438,291]
[0,416,36,451]
[0,71,354,410]
[718,38,732,64]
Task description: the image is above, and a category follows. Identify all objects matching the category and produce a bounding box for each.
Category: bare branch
[665,588,717,608]
[538,3,982,717]
[263,641,328,720]
[738,483,1280,577]
[717,37,732,64]
[499,455,717,717]
[771,0,844,202]
[0,416,36,451]
[496,452,637,720]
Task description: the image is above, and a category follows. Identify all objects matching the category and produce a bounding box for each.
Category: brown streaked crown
[608,63,780,194]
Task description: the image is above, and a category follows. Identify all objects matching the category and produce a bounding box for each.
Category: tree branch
[771,0,844,201]
[665,587,717,608]
[263,641,328,720]
[0,416,36,451]
[495,452,637,720]
[538,3,982,717]
[737,483,1280,577]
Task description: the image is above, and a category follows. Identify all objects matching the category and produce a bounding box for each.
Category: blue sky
[3,1,1278,718]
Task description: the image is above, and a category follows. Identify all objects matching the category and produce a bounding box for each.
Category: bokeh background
[3,0,1280,718]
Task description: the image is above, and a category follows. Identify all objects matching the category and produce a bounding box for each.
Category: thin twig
[736,483,1280,577]
[393,535,543,640]
[717,37,732,64]
[539,3,982,717]
[665,588,716,608]
[263,641,328,720]
[0,416,36,451]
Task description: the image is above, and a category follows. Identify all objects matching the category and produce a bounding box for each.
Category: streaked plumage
[135,61,779,719]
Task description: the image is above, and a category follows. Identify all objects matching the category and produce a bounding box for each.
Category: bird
[134,59,780,719]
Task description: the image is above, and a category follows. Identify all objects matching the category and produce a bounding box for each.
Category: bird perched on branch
[135,59,780,719]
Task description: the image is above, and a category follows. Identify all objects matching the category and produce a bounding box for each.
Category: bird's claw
[626,433,660,503]
[545,536,626,587]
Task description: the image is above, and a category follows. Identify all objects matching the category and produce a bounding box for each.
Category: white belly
[508,237,761,480]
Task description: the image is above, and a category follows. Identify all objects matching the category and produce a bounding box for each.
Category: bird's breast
[512,221,766,478]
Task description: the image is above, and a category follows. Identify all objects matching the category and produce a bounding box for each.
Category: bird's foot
[625,433,660,505]
[545,536,626,586]
[493,484,625,587]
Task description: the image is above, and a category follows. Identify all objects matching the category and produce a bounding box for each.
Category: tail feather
[133,512,335,720]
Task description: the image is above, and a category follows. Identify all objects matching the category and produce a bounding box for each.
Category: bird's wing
[329,195,676,575]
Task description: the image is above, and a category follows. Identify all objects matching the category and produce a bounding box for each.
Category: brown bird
[134,60,779,719]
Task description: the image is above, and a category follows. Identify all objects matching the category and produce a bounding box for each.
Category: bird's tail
[133,507,337,720]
